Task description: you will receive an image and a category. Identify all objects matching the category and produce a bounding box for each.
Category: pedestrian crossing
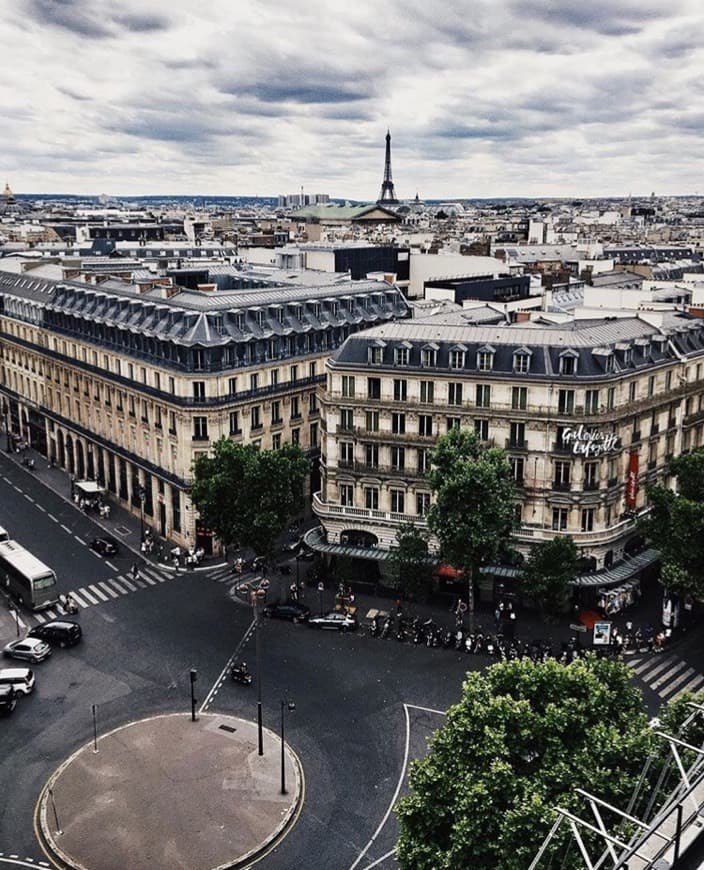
[626,652,704,701]
[32,566,173,624]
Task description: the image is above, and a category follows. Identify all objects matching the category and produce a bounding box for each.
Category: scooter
[231,664,253,686]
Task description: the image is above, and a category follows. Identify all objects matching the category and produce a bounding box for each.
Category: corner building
[315,312,704,579]
[0,268,410,551]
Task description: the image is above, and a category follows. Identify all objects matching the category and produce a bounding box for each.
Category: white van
[0,667,35,695]
[0,527,9,543]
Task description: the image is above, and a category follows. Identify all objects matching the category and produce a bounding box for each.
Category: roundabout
[36,713,302,870]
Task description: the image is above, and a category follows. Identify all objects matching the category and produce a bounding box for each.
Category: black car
[28,620,82,648]
[0,684,16,715]
[262,602,311,622]
[90,537,119,556]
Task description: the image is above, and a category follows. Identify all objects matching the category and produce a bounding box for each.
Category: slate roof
[330,311,704,379]
[0,267,410,348]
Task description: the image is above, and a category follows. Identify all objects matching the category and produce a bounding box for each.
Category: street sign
[569,623,587,633]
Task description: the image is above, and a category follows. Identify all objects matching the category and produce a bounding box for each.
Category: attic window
[559,355,577,375]
[369,346,384,365]
[395,345,410,366]
[476,347,495,372]
[449,345,467,369]
[421,345,437,367]
[513,352,530,374]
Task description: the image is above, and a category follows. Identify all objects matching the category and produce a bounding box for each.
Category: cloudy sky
[4,0,704,200]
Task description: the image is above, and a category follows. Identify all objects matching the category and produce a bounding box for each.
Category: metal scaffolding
[529,703,704,870]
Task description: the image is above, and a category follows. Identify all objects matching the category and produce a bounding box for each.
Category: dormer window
[476,345,495,372]
[559,349,578,376]
[255,310,265,328]
[368,339,386,365]
[513,347,531,374]
[421,343,438,367]
[395,343,411,366]
[235,313,245,331]
[449,345,467,370]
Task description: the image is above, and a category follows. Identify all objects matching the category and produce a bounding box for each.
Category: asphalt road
[0,458,702,870]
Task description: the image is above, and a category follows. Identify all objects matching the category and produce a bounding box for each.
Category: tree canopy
[522,535,578,617]
[427,428,517,626]
[191,438,309,559]
[395,656,663,870]
[389,522,434,601]
[640,449,704,598]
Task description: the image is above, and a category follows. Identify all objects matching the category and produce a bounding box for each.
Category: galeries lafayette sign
[561,425,621,457]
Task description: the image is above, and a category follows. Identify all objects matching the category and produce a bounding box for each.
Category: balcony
[191,434,209,442]
[514,511,647,547]
[552,481,571,492]
[506,438,528,450]
[647,459,657,470]
[608,476,619,488]
[631,431,641,444]
[551,440,572,454]
[650,423,660,436]
[582,481,599,491]
[312,491,428,529]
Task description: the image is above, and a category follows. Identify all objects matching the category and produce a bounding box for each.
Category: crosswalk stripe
[44,608,58,620]
[650,659,689,690]
[76,587,99,605]
[107,577,129,595]
[143,568,166,584]
[97,581,119,599]
[33,611,47,624]
[630,655,677,678]
[134,578,147,589]
[140,573,157,586]
[671,674,704,699]
[69,590,90,608]
[88,584,108,602]
[659,666,697,698]
[118,575,138,592]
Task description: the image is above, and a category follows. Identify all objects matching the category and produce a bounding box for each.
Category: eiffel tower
[377,130,399,205]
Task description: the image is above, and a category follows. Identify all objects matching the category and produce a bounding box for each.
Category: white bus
[0,540,58,610]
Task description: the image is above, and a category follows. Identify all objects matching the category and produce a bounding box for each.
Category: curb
[35,711,304,870]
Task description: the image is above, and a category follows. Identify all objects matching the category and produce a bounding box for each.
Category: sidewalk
[38,713,302,870]
[0,445,225,573]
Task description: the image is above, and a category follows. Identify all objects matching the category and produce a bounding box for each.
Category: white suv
[0,667,35,696]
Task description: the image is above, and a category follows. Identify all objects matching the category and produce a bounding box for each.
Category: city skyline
[4,0,704,200]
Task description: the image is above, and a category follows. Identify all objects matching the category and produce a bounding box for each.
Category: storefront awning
[568,547,660,588]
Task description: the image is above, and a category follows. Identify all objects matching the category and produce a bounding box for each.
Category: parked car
[307,611,358,632]
[0,667,35,695]
[90,536,119,556]
[3,638,51,663]
[262,602,311,622]
[28,620,82,648]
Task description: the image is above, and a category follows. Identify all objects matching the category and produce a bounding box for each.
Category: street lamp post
[138,485,146,542]
[317,581,324,616]
[3,402,11,453]
[280,699,295,795]
[189,668,198,722]
[238,580,268,756]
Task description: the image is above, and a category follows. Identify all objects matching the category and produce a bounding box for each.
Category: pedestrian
[131,563,139,582]
[494,606,501,630]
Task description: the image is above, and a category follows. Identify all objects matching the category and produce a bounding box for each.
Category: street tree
[522,535,578,618]
[191,438,309,561]
[427,428,517,630]
[395,655,656,870]
[640,449,704,599]
[389,522,434,602]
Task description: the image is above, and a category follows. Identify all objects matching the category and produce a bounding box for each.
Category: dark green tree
[522,535,578,618]
[640,449,704,598]
[395,655,655,870]
[191,438,309,561]
[389,522,434,602]
[427,428,517,631]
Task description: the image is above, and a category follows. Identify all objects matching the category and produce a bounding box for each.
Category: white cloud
[2,0,703,198]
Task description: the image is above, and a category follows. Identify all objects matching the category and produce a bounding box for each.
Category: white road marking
[74,535,86,545]
[105,560,118,572]
[141,572,157,586]
[0,857,53,868]
[60,524,72,534]
[199,617,257,714]
[48,514,58,522]
[107,577,129,595]
[23,493,34,503]
[36,504,46,512]
[118,575,138,592]
[67,590,89,608]
[659,666,696,698]
[13,485,22,493]
[348,704,412,870]
[97,581,119,599]
[76,587,98,605]
[361,848,396,870]
[88,584,108,602]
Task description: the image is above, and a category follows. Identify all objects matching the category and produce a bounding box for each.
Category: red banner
[625,449,639,509]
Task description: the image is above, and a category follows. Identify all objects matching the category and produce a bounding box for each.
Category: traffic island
[37,712,303,870]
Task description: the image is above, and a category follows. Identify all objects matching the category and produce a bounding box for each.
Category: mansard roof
[330,312,704,378]
[0,268,411,348]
